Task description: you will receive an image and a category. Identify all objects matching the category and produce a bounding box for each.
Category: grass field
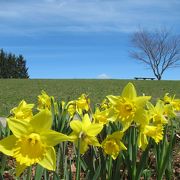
[0,79,180,116]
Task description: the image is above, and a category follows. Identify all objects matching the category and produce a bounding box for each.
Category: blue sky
[0,0,180,79]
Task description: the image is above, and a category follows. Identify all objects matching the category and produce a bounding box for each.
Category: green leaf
[113,154,122,180]
[92,163,101,180]
[34,165,44,180]
[136,142,150,180]
[63,155,69,180]
[53,171,60,180]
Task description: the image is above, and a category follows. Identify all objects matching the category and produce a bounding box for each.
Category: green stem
[76,138,81,180]
[26,166,32,180]
[132,126,137,180]
[157,125,168,180]
[0,154,7,175]
[108,156,112,180]
[136,140,151,180]
[43,170,48,180]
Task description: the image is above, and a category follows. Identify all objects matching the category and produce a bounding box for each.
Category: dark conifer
[0,49,29,78]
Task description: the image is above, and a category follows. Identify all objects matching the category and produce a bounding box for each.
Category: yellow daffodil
[135,103,164,150]
[101,131,126,159]
[164,104,176,118]
[134,108,151,126]
[69,114,103,154]
[61,101,65,109]
[66,101,76,118]
[164,93,175,105]
[99,98,111,110]
[66,94,90,117]
[76,94,90,115]
[164,93,180,112]
[107,83,151,130]
[10,100,34,122]
[144,125,163,143]
[147,101,168,125]
[138,124,163,150]
[38,90,53,110]
[137,132,149,151]
[0,110,69,176]
[93,107,109,125]
[173,99,180,111]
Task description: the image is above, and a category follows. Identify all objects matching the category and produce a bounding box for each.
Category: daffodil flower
[99,98,111,110]
[101,131,126,159]
[164,93,180,113]
[137,132,149,151]
[164,93,175,105]
[10,100,34,121]
[66,100,76,118]
[147,100,168,125]
[93,107,109,125]
[107,83,151,130]
[66,94,90,117]
[138,124,163,150]
[76,94,90,115]
[38,90,53,110]
[135,106,164,150]
[69,114,103,154]
[0,110,69,176]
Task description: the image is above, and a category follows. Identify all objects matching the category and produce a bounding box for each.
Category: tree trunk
[155,74,161,80]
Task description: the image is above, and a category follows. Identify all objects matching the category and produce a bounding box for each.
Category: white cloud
[0,0,179,35]
[97,73,111,79]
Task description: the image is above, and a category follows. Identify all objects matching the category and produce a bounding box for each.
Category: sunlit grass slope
[0,79,179,116]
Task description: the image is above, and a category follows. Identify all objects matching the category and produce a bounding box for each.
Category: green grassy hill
[0,79,180,116]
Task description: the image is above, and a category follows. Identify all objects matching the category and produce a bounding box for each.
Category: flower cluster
[0,82,179,177]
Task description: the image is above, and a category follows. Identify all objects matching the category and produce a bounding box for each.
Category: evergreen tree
[0,49,6,78]
[16,55,29,78]
[0,49,29,78]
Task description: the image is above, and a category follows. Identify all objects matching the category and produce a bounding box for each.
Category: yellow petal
[0,135,17,156]
[41,130,70,146]
[68,133,78,142]
[70,120,82,133]
[111,131,124,140]
[119,141,127,150]
[86,124,103,136]
[134,109,149,125]
[38,147,56,171]
[146,101,154,110]
[82,114,91,129]
[16,162,27,177]
[106,95,120,105]
[7,118,30,138]
[122,83,137,99]
[121,120,133,132]
[88,136,101,146]
[135,96,151,107]
[79,140,89,154]
[111,153,119,160]
[107,108,118,122]
[155,100,164,114]
[137,132,148,150]
[30,110,52,131]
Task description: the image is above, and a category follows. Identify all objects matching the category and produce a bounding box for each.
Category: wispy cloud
[0,0,179,36]
[97,73,111,79]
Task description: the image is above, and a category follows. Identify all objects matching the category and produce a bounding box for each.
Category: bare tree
[130,28,180,80]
